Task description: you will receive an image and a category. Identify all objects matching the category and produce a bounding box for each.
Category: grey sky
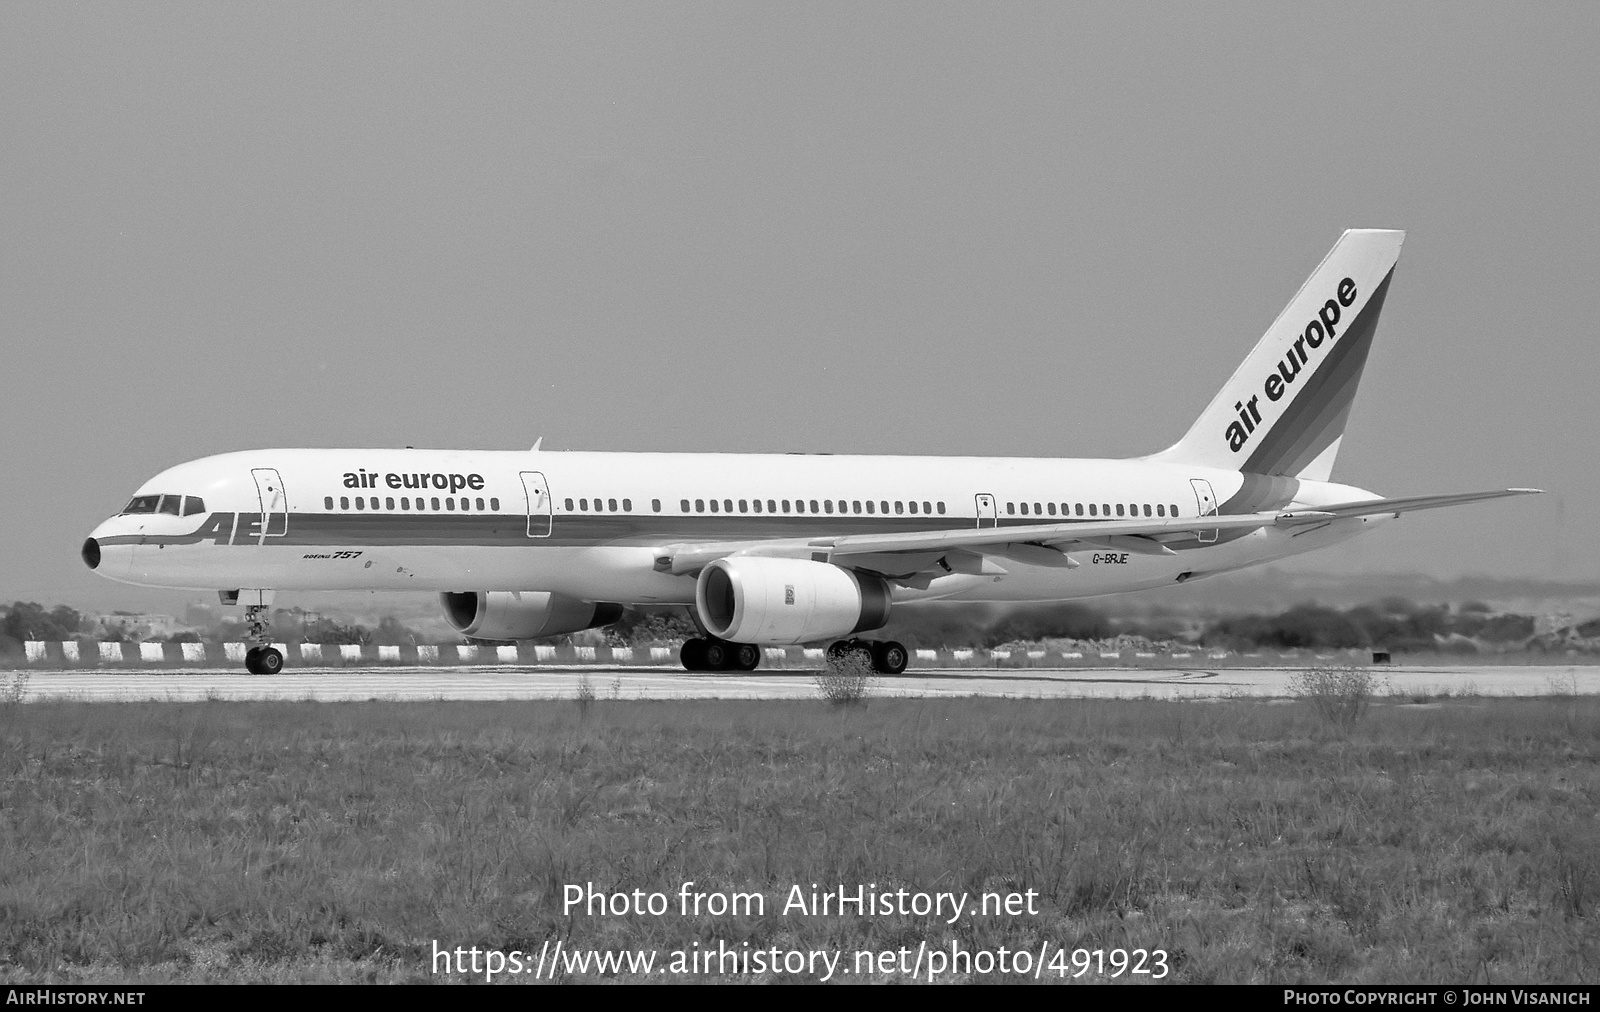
[3,3,1595,611]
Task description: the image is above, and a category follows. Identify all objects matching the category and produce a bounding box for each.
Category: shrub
[813,650,876,705]
[1287,664,1376,732]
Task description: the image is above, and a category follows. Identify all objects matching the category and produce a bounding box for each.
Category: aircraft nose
[81,537,101,570]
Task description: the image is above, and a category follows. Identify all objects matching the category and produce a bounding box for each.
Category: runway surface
[2,665,1594,702]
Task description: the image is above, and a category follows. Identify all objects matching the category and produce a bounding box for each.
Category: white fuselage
[86,448,1388,605]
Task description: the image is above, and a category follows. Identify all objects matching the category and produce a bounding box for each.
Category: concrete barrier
[340,644,363,662]
[417,645,438,663]
[62,642,80,663]
[496,645,518,662]
[651,646,673,663]
[915,649,938,662]
[456,645,478,662]
[25,642,46,663]
[300,643,322,661]
[534,645,557,662]
[762,647,788,663]
[803,648,825,662]
[138,642,165,662]
[574,646,595,661]
[378,645,400,662]
[612,646,633,662]
[97,642,123,662]
[224,643,246,662]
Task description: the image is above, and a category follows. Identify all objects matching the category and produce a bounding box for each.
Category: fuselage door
[974,493,998,529]
[521,471,553,538]
[1190,478,1218,544]
[251,468,288,541]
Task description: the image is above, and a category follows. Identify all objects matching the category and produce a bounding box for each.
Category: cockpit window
[121,493,205,516]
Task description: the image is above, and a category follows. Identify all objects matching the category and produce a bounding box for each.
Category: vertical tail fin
[1151,229,1404,480]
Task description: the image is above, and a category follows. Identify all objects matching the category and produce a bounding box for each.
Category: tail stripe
[1240,269,1394,476]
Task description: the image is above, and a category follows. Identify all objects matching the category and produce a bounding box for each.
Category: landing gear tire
[245,646,284,676]
[680,638,708,671]
[872,640,908,676]
[732,642,762,672]
[702,640,730,670]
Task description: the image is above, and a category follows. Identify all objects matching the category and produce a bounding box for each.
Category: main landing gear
[680,637,762,672]
[828,638,909,676]
[243,603,283,675]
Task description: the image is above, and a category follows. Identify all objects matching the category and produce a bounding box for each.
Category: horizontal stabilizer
[1276,487,1543,524]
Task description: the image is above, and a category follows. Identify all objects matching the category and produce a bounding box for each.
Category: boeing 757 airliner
[82,230,1538,674]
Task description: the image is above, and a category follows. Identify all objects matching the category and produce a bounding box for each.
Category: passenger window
[908,501,918,514]
[415,498,424,511]
[446,498,455,510]
[852,501,862,514]
[1156,504,1165,516]
[324,496,334,510]
[1034,502,1042,515]
[1103,503,1111,515]
[1143,504,1152,517]
[621,499,630,512]
[1088,504,1097,516]
[1171,503,1180,516]
[1047,503,1056,515]
[340,497,350,510]
[739,499,748,513]
[386,497,395,510]
[579,498,588,511]
[824,500,834,514]
[865,501,875,514]
[431,497,441,510]
[895,501,903,514]
[158,495,181,516]
[609,498,618,511]
[767,499,776,513]
[694,499,704,512]
[401,498,410,510]
[123,495,161,514]
[355,497,365,510]
[652,499,661,512]
[564,498,574,511]
[724,499,733,513]
[1075,504,1084,516]
[1116,504,1125,516]
[792,499,801,512]
[476,497,485,510]
[1007,503,1016,515]
[880,501,888,514]
[810,500,820,513]
[490,498,499,510]
[709,499,719,513]
[936,502,945,514]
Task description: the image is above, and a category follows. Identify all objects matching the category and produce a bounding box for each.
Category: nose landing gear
[241,599,283,675]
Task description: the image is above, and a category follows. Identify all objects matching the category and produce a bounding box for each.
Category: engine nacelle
[695,557,891,645]
[441,591,623,641]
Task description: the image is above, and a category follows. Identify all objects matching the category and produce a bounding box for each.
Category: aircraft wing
[653,488,1540,577]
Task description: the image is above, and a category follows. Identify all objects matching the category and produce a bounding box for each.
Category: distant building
[90,612,183,640]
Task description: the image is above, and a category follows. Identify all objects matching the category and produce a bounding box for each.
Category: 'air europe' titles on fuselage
[343,469,488,494]
[1225,276,1359,453]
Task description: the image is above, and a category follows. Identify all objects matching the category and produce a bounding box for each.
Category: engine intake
[695,557,890,645]
[441,591,623,641]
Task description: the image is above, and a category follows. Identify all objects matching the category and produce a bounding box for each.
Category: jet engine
[694,556,891,644]
[441,591,623,641]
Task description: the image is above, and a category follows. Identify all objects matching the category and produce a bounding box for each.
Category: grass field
[0,694,1595,983]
